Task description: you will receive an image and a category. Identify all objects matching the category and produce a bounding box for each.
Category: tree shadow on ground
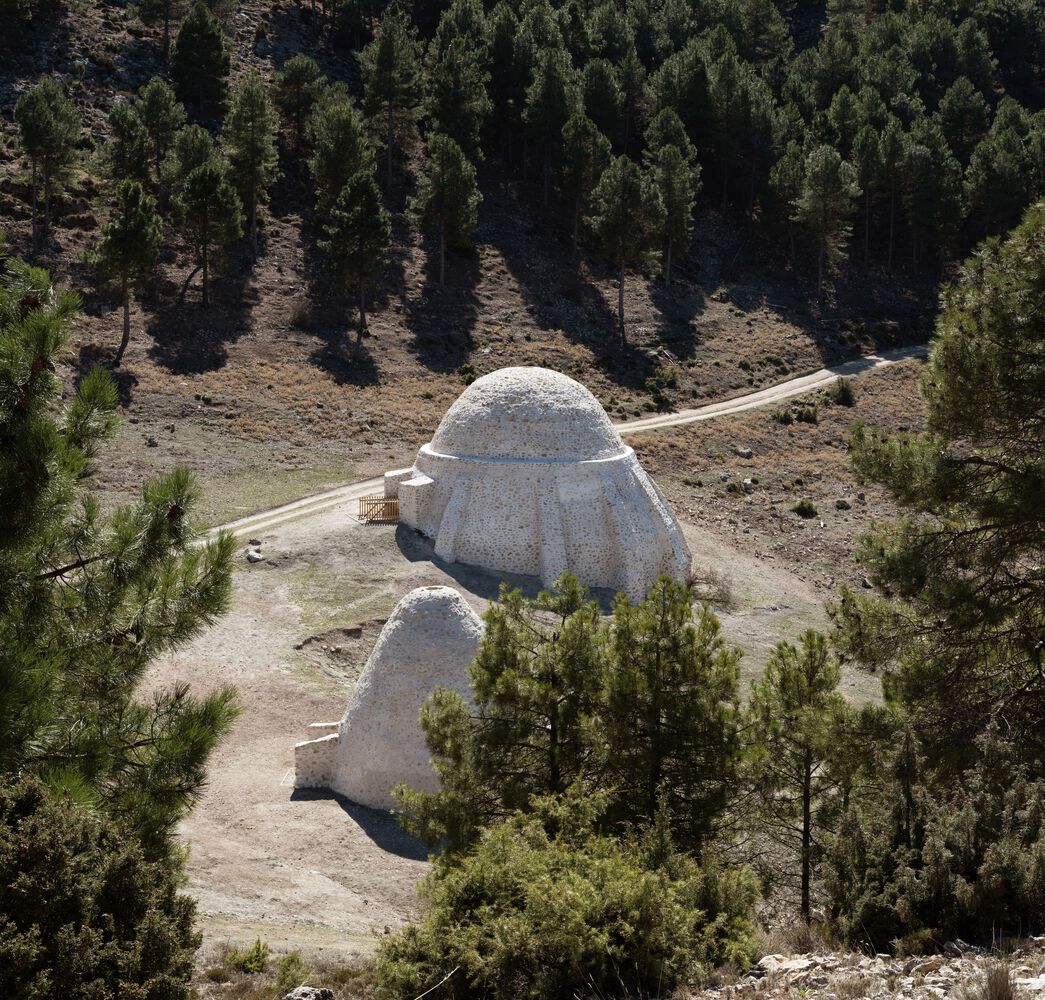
[289,788,429,861]
[298,219,385,387]
[72,344,140,405]
[394,523,618,614]
[401,230,482,375]
[144,243,257,374]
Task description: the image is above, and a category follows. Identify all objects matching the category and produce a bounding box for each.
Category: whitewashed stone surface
[385,366,691,600]
[294,586,482,809]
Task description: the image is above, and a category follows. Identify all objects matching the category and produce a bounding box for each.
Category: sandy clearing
[170,350,907,961]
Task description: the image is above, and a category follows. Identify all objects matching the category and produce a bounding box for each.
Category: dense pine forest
[5,0,1045,343]
[2,0,1045,997]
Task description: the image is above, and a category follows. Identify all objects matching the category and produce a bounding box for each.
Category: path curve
[211,344,927,541]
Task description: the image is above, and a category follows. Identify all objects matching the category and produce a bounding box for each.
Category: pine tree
[395,576,607,852]
[134,77,186,182]
[308,98,373,217]
[93,180,162,365]
[424,34,491,161]
[272,54,325,159]
[224,70,279,257]
[410,133,481,287]
[902,118,962,273]
[877,117,906,273]
[936,76,989,163]
[851,125,880,270]
[794,144,860,300]
[169,0,230,114]
[161,124,217,202]
[827,85,862,158]
[770,140,805,268]
[601,578,741,850]
[560,113,611,252]
[14,78,81,246]
[965,128,1033,238]
[581,58,623,148]
[361,6,420,192]
[649,143,699,286]
[103,103,151,186]
[587,155,655,345]
[0,253,239,853]
[836,202,1045,766]
[523,46,577,209]
[174,160,242,306]
[487,1,524,159]
[748,631,850,920]
[619,45,647,155]
[320,170,391,356]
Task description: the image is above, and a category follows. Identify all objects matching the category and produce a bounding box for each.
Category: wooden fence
[357,494,400,523]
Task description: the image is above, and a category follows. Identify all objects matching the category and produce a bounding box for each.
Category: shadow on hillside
[289,788,429,861]
[394,524,618,613]
[402,230,482,373]
[73,344,139,405]
[268,7,360,88]
[144,243,258,373]
[297,218,390,387]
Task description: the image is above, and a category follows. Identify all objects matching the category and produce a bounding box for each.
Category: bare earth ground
[155,373,897,963]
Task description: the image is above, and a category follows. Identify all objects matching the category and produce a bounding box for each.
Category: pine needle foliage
[0,250,240,856]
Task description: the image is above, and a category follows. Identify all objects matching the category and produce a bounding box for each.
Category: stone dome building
[294,586,483,809]
[384,367,691,600]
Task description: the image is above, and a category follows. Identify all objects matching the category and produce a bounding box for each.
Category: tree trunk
[29,160,38,250]
[618,260,626,347]
[721,167,728,211]
[439,223,446,287]
[202,250,209,307]
[355,284,366,358]
[863,190,870,271]
[43,177,51,237]
[801,757,812,921]
[887,185,895,274]
[572,197,581,254]
[115,283,131,366]
[250,190,258,258]
[542,148,550,211]
[386,108,395,193]
[816,238,824,301]
[664,241,672,288]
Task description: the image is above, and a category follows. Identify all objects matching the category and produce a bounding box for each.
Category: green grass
[196,463,354,528]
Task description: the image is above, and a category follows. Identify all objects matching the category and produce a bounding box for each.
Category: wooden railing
[358,494,400,522]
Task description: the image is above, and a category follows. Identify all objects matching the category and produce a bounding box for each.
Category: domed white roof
[430,366,625,462]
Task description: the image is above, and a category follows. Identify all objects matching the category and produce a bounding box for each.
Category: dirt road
[210,344,926,541]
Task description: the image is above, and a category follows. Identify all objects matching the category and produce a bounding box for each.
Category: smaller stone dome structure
[384,367,690,600]
[294,586,483,809]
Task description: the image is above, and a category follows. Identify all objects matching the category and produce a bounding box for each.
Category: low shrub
[275,950,311,994]
[376,795,759,1000]
[0,778,200,999]
[228,937,270,975]
[792,499,817,517]
[828,377,856,406]
[827,730,1045,951]
[645,366,679,410]
[458,362,478,385]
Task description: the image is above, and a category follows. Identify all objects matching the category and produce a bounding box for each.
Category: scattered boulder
[282,988,334,1000]
[245,545,264,563]
[734,445,753,459]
